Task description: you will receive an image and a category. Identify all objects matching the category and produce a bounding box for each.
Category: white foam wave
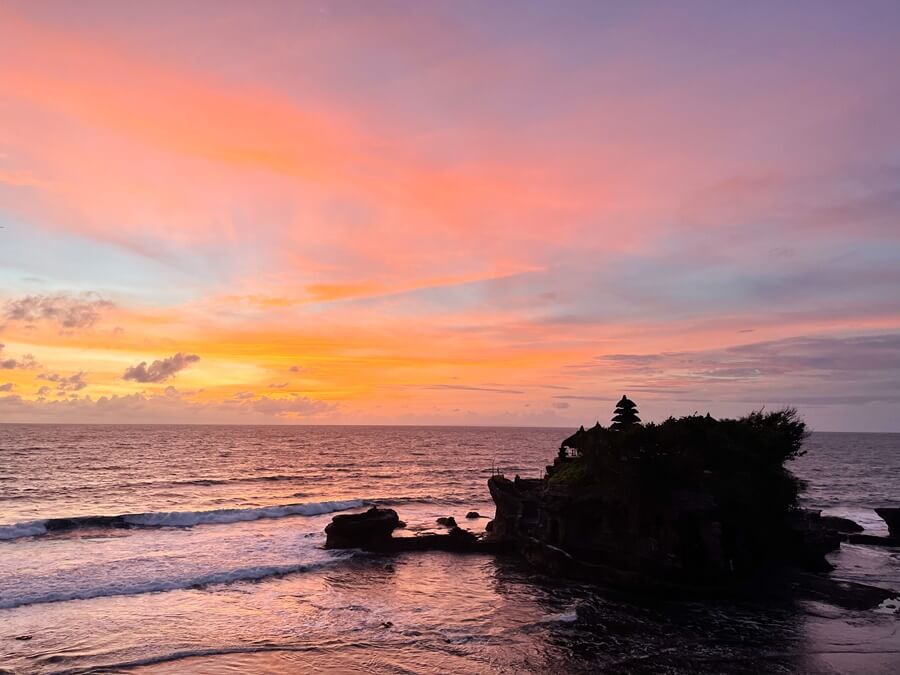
[0,558,350,610]
[123,499,366,528]
[543,610,579,623]
[0,499,366,542]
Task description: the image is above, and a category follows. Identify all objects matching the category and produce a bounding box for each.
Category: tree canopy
[555,407,808,515]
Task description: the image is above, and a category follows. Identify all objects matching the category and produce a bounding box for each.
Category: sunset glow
[2,1,900,429]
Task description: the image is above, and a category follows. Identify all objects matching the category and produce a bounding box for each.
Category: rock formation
[324,506,502,554]
[875,507,900,539]
[320,403,897,609]
[484,406,843,585]
[819,515,864,534]
[325,506,403,549]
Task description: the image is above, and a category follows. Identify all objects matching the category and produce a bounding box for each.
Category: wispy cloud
[419,384,525,395]
[3,293,113,330]
[0,390,334,423]
[0,344,39,370]
[37,371,87,391]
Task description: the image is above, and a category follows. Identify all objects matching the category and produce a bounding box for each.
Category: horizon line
[1,421,897,434]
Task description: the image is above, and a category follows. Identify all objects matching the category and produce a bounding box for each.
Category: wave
[34,473,312,495]
[0,557,353,611]
[375,495,474,507]
[0,499,366,541]
[50,645,324,675]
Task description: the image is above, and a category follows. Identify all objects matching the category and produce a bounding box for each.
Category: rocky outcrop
[325,507,403,549]
[847,533,899,546]
[875,507,900,539]
[436,516,457,527]
[485,475,842,584]
[784,510,843,572]
[324,507,506,554]
[819,515,864,533]
[486,475,542,542]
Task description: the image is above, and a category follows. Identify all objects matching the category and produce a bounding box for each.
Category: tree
[611,395,640,430]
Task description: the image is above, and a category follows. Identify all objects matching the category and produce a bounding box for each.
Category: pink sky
[2,1,900,430]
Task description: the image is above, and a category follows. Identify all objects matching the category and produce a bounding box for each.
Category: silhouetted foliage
[611,394,641,430]
[556,407,808,518]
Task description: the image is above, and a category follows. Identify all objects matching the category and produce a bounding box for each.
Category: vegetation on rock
[552,403,810,571]
[557,406,806,503]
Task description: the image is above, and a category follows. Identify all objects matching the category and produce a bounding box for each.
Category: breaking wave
[0,499,366,541]
[0,557,353,610]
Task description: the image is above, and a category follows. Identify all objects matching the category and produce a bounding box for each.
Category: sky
[1,1,900,430]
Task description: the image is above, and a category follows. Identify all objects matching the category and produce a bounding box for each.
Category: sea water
[1,426,898,674]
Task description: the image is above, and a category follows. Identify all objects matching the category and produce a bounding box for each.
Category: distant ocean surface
[1,426,898,674]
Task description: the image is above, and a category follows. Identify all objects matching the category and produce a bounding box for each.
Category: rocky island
[325,397,899,608]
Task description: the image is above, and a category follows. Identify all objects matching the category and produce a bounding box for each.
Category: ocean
[1,426,898,674]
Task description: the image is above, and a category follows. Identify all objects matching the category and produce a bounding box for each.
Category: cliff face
[486,472,839,585]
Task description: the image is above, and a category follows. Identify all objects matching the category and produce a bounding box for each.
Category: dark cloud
[268,382,288,388]
[0,383,13,392]
[0,344,40,370]
[38,371,88,391]
[3,293,113,330]
[123,353,200,383]
[288,365,302,373]
[233,391,255,399]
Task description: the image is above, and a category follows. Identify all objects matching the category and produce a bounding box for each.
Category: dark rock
[449,526,478,543]
[465,511,482,519]
[819,515,864,533]
[784,509,842,572]
[486,475,542,542]
[14,635,32,641]
[875,507,900,538]
[847,533,900,547]
[485,519,494,532]
[487,476,843,582]
[385,531,504,554]
[436,516,457,528]
[323,509,508,554]
[381,621,393,628]
[324,506,402,549]
[792,572,900,611]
